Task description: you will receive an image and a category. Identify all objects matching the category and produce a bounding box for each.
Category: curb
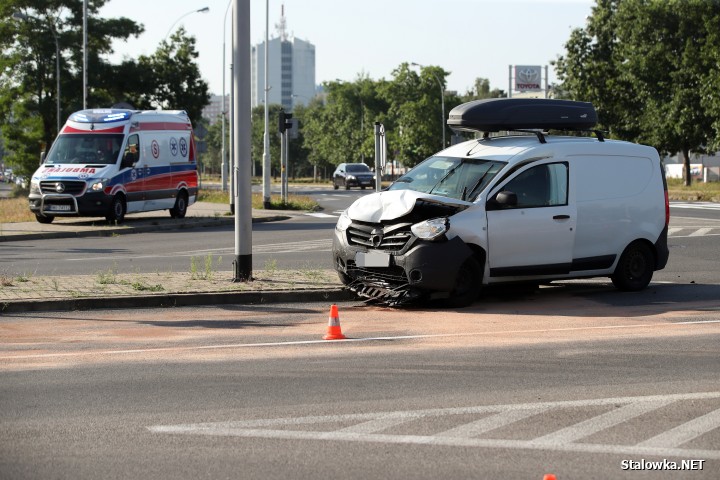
[0,215,291,242]
[1,288,356,314]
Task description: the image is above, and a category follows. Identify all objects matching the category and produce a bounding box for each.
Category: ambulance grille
[40,180,86,196]
[347,221,413,251]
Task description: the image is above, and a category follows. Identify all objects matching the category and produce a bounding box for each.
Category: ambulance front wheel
[106,194,126,223]
[170,191,188,219]
[35,213,54,224]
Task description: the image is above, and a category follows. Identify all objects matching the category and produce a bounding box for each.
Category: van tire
[35,214,54,224]
[446,256,482,307]
[170,191,188,219]
[105,195,126,223]
[611,242,654,291]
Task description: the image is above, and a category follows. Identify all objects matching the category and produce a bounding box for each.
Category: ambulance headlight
[336,211,352,232]
[30,180,41,195]
[411,217,448,240]
[90,178,109,191]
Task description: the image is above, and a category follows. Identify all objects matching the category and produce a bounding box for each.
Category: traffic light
[278,110,293,133]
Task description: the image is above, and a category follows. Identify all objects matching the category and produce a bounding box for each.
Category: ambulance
[28,108,199,223]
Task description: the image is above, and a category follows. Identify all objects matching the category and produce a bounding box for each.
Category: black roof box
[447,98,597,133]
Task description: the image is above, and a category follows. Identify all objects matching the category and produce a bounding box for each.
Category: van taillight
[664,190,670,226]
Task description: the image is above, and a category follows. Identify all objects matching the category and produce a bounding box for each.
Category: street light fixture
[164,7,210,41]
[411,62,446,149]
[12,12,61,133]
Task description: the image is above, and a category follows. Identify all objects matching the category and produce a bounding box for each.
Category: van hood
[346,190,472,223]
[34,163,113,181]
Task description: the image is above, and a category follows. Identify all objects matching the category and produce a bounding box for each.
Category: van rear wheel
[105,195,126,223]
[611,242,654,291]
[170,191,188,219]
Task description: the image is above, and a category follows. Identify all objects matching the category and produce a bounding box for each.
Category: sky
[99,0,594,97]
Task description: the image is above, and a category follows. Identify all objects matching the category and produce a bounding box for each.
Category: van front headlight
[30,180,41,195]
[336,211,352,231]
[411,217,448,240]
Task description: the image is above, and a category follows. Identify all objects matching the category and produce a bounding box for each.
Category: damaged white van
[28,108,198,223]
[332,98,670,306]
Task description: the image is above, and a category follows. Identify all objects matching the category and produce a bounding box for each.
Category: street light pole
[411,62,445,149]
[12,12,61,133]
[262,0,271,209]
[164,7,210,41]
[221,0,232,192]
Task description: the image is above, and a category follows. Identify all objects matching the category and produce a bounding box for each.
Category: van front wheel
[105,195,126,223]
[611,242,654,291]
[170,191,188,218]
[446,256,482,308]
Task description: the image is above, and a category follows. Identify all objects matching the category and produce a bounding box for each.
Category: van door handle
[553,215,570,220]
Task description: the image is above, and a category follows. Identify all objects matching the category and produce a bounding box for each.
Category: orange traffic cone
[543,475,557,480]
[323,304,346,340]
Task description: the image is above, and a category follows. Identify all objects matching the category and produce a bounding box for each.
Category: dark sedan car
[332,163,375,190]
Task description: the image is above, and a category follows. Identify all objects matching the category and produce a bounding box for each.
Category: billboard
[514,65,543,92]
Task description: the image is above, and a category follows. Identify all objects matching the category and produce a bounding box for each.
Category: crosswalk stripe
[636,407,720,448]
[532,399,674,445]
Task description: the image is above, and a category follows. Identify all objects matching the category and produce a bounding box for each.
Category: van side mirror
[488,190,518,210]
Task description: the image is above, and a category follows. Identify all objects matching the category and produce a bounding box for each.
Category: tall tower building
[251,6,316,110]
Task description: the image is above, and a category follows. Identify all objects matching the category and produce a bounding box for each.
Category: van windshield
[389,156,505,201]
[44,134,125,165]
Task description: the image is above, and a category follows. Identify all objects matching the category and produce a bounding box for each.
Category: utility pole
[232,0,251,281]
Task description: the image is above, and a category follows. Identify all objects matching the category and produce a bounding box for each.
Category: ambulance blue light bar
[70,109,133,124]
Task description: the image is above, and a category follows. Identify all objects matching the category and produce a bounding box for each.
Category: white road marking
[532,399,674,444]
[437,408,548,438]
[148,392,720,460]
[688,227,713,237]
[637,407,720,448]
[671,202,720,210]
[304,212,337,218]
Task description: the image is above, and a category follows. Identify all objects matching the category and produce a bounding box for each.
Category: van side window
[504,163,568,208]
[122,134,140,168]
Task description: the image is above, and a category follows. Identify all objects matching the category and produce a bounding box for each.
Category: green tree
[127,27,210,125]
[379,63,450,167]
[303,76,390,170]
[554,0,720,185]
[0,0,143,176]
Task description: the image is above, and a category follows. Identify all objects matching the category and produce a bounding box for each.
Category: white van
[28,108,198,223]
[332,99,670,306]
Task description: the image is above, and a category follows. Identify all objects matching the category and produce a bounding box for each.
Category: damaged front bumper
[332,226,474,305]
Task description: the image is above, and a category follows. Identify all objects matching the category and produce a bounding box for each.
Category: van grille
[347,221,413,251]
[40,181,86,196]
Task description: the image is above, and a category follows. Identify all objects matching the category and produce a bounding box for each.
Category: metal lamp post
[411,62,445,149]
[12,12,61,133]
[164,7,209,41]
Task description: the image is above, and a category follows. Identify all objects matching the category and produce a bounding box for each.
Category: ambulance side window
[122,135,139,169]
[502,163,568,208]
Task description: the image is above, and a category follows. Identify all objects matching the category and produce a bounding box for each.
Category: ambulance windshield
[389,156,505,201]
[45,134,125,166]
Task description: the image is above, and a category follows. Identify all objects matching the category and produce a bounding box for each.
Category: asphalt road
[2,192,720,288]
[2,290,719,479]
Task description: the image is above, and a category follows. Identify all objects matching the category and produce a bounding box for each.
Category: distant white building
[201,94,229,125]
[251,6,316,111]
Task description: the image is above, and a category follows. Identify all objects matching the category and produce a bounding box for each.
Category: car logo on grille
[55,182,65,193]
[370,229,383,248]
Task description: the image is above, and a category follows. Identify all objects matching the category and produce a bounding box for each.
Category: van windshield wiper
[430,160,464,195]
[461,167,492,201]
